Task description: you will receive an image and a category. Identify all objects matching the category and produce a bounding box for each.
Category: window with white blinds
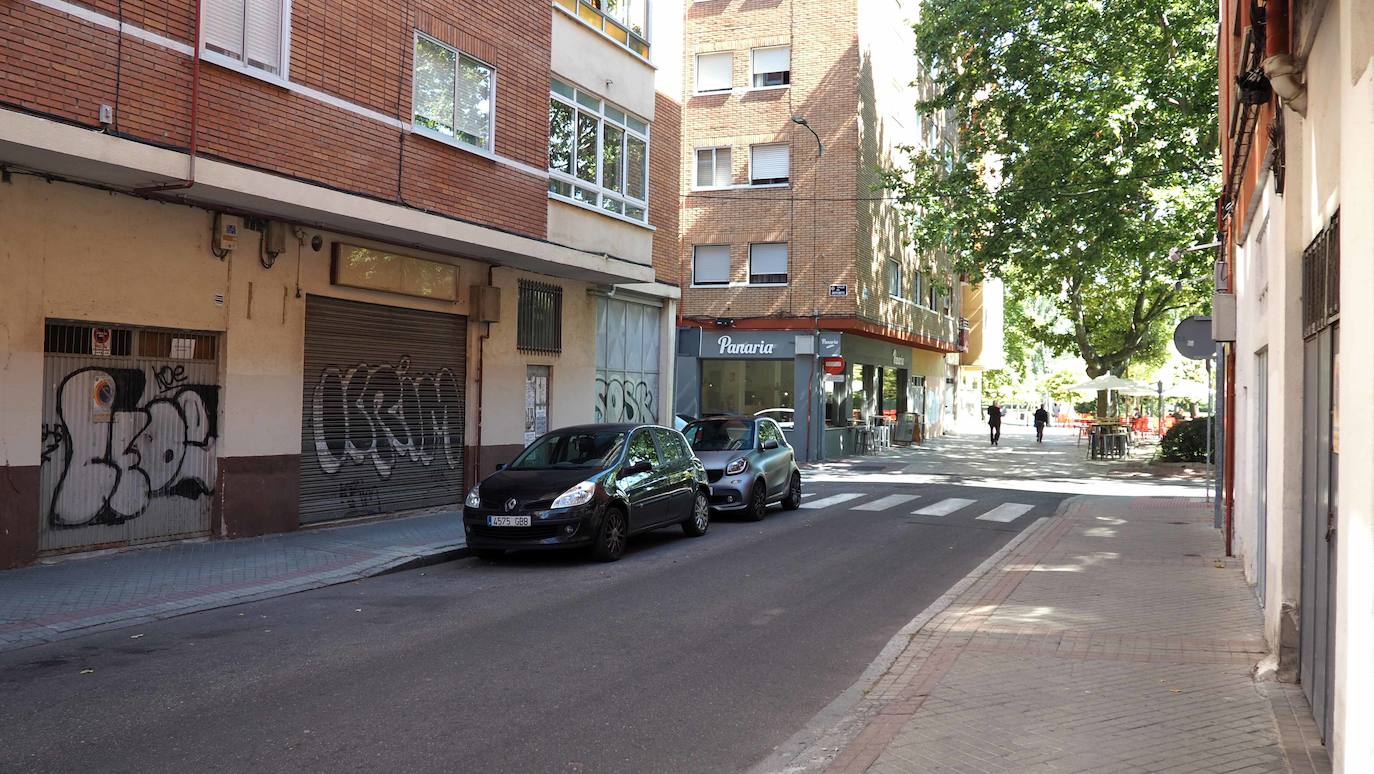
[696,52,733,93]
[203,0,287,75]
[751,46,790,88]
[749,143,789,185]
[695,147,731,188]
[749,243,788,285]
[693,245,731,286]
[412,33,494,152]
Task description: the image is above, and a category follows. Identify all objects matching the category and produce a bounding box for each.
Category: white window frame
[749,45,791,90]
[410,32,497,156]
[200,0,292,84]
[547,79,651,225]
[912,271,924,306]
[692,244,732,286]
[695,51,734,95]
[748,242,789,286]
[694,146,732,189]
[748,143,790,187]
[887,259,903,298]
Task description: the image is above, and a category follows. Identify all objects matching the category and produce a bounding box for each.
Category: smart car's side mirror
[495,463,507,471]
[624,460,652,475]
[762,439,780,450]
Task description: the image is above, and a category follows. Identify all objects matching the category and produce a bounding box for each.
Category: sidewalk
[0,511,464,653]
[759,492,1330,774]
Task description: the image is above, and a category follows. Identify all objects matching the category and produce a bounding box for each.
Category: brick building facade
[674,0,991,460]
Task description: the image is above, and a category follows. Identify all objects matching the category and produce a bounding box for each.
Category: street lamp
[791,116,823,156]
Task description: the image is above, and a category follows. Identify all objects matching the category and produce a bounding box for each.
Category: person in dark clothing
[1033,405,1050,443]
[987,402,1003,445]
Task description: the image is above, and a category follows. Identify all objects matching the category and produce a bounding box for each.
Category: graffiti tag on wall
[595,376,656,424]
[45,367,218,527]
[310,357,463,479]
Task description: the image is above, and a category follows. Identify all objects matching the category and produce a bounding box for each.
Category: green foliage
[1160,417,1214,462]
[982,368,1014,403]
[884,0,1220,378]
[1040,370,1080,403]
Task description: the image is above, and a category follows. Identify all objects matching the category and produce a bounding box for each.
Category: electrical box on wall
[1212,292,1237,342]
[472,285,501,323]
[215,214,240,252]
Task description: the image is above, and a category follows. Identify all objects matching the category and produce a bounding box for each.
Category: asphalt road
[0,479,1065,774]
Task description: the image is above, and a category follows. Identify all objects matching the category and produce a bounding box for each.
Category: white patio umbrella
[1067,373,1149,393]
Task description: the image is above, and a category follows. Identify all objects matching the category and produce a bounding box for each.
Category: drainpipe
[473,265,494,481]
[135,0,201,193]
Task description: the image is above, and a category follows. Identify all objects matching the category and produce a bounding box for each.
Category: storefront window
[881,368,899,420]
[700,360,792,416]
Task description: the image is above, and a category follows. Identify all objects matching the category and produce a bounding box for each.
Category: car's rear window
[683,419,754,451]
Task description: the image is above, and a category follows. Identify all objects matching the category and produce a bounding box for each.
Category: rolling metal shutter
[300,296,467,524]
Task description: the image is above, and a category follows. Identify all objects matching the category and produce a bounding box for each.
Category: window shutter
[696,52,732,92]
[752,46,790,75]
[750,243,788,276]
[750,144,789,182]
[243,0,281,72]
[204,0,246,59]
[694,245,731,284]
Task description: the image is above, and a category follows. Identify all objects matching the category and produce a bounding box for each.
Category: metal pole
[1205,355,1213,505]
[1157,380,1164,437]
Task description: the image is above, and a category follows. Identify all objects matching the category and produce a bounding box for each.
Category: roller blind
[243,0,282,72]
[204,0,246,59]
[752,46,790,75]
[749,243,788,276]
[694,245,731,284]
[696,52,732,92]
[750,144,789,183]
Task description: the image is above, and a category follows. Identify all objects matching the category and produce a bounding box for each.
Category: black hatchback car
[462,423,710,562]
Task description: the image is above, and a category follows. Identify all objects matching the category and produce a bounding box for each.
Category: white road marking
[800,493,864,510]
[975,503,1035,523]
[853,494,920,512]
[913,498,976,517]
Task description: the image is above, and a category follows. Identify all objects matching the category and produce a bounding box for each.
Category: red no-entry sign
[822,356,845,375]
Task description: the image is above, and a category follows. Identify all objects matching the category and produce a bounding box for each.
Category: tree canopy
[885,0,1219,377]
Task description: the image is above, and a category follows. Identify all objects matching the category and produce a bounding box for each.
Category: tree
[885,0,1219,382]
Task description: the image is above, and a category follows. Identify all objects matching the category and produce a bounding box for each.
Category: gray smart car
[682,415,801,521]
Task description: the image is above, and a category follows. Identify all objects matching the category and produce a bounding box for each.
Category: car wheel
[473,548,505,561]
[682,490,710,537]
[745,481,767,522]
[591,506,628,562]
[781,472,802,510]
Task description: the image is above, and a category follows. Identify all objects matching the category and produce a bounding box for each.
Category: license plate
[487,515,531,527]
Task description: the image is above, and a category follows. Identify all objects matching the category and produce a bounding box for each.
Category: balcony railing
[553,0,650,58]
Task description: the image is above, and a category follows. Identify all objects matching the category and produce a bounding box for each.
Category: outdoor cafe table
[1089,422,1129,459]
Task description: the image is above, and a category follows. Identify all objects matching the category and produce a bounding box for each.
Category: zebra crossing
[798,490,1038,523]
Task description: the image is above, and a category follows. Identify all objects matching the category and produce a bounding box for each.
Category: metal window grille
[517,280,563,354]
[1302,211,1340,339]
[43,323,220,360]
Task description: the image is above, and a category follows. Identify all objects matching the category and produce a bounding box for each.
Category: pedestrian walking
[987,402,1003,445]
[1034,405,1050,443]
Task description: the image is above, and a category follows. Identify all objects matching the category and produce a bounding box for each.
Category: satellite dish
[1173,316,1214,360]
